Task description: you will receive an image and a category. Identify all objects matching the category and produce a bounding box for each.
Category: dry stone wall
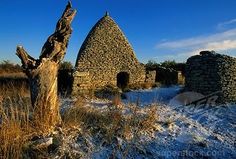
[155,67,184,85]
[145,70,156,83]
[72,14,146,95]
[185,51,236,103]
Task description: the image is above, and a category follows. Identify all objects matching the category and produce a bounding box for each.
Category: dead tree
[16,2,76,131]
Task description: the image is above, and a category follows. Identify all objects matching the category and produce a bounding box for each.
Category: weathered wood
[16,46,37,70]
[16,2,76,131]
[39,1,76,62]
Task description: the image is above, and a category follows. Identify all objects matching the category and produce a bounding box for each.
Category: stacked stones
[72,13,146,95]
[155,66,183,85]
[177,71,185,85]
[185,51,236,103]
[145,70,156,84]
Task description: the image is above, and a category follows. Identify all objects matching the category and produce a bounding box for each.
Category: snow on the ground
[60,86,236,158]
[124,85,183,106]
[145,104,236,158]
[123,86,236,158]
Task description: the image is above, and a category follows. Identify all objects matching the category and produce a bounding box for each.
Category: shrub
[112,94,122,107]
[145,60,186,74]
[145,60,159,70]
[94,85,121,99]
[61,98,160,157]
[58,61,73,96]
[58,69,73,96]
[59,61,73,70]
[160,60,177,69]
[0,60,23,74]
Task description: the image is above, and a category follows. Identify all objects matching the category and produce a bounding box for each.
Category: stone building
[155,67,185,85]
[72,13,153,95]
[185,51,236,103]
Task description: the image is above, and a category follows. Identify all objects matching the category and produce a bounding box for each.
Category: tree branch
[39,1,76,62]
[16,46,37,69]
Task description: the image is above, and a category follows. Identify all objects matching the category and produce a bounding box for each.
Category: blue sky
[1,0,236,64]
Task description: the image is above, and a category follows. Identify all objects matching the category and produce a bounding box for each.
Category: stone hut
[185,51,236,103]
[72,13,150,95]
[155,67,185,85]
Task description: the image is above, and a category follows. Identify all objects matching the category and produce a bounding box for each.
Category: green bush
[59,61,73,70]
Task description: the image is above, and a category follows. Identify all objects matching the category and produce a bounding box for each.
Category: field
[0,83,235,158]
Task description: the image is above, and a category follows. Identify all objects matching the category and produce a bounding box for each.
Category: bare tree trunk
[16,2,76,132]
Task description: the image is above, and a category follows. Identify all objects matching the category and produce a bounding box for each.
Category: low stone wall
[72,66,147,96]
[155,67,184,85]
[145,70,156,84]
[185,51,236,103]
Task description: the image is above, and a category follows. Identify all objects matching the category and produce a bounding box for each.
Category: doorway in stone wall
[117,72,129,90]
[117,72,129,89]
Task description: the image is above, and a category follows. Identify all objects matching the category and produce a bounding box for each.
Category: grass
[0,79,29,97]
[0,96,32,159]
[0,61,23,75]
[0,72,26,79]
[0,84,58,158]
[0,84,160,158]
[61,95,159,157]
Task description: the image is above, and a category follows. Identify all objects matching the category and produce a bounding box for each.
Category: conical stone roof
[75,13,140,69]
[73,13,146,93]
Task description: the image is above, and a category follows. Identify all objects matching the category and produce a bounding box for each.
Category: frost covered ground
[61,86,236,158]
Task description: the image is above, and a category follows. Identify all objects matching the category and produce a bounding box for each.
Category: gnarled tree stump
[16,2,76,132]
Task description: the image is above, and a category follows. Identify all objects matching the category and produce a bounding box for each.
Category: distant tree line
[0,60,23,73]
[59,61,73,70]
[0,60,74,95]
[145,60,186,75]
[0,60,74,73]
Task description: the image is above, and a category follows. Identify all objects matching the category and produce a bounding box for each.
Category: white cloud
[155,28,236,62]
[204,40,236,51]
[156,28,236,49]
[217,18,236,30]
[181,40,236,56]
